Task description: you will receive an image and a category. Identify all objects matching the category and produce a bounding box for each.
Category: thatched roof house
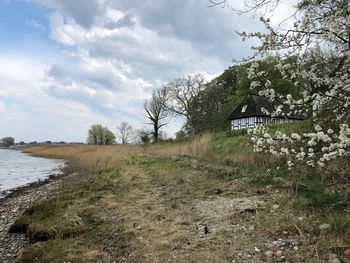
[228,94,304,130]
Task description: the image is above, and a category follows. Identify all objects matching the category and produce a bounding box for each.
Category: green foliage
[293,191,346,209]
[87,124,115,145]
[329,215,350,240]
[175,129,189,141]
[187,56,303,134]
[1,136,15,147]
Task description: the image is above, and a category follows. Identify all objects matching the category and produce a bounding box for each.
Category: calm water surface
[0,149,64,195]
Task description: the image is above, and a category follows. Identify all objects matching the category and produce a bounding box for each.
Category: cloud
[34,0,102,29]
[48,11,86,46]
[0,100,5,113]
[0,54,122,142]
[2,0,276,141]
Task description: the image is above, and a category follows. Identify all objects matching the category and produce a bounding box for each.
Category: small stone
[298,217,304,221]
[282,231,288,235]
[248,225,255,231]
[329,254,338,260]
[329,257,341,263]
[319,223,330,230]
[280,239,293,246]
[272,204,280,210]
[293,246,299,251]
[275,250,283,257]
[212,188,223,195]
[265,251,274,257]
[254,247,260,252]
[330,254,336,258]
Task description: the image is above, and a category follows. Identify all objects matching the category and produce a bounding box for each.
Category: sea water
[0,149,64,196]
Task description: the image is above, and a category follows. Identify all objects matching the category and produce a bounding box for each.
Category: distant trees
[87,124,115,145]
[117,121,133,144]
[1,137,15,147]
[144,87,169,142]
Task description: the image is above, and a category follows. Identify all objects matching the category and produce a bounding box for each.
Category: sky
[0,0,293,143]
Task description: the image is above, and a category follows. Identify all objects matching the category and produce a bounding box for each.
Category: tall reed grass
[24,133,213,172]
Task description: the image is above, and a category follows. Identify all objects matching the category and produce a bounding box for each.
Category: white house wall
[231,117,295,130]
[232,117,256,130]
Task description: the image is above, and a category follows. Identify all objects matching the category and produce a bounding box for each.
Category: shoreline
[0,169,72,263]
[0,172,66,200]
[0,148,66,200]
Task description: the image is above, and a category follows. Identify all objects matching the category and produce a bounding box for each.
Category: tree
[144,87,169,142]
[117,121,133,144]
[166,73,207,135]
[215,0,350,171]
[175,129,188,141]
[1,137,15,147]
[87,124,115,145]
[135,129,151,144]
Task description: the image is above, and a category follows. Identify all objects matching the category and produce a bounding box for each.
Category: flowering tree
[214,0,350,171]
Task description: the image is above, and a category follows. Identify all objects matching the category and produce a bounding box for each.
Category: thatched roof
[228,94,305,120]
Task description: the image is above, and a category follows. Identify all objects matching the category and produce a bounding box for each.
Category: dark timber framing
[228,94,305,130]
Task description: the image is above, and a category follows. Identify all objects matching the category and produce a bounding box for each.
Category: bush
[87,125,115,145]
[1,136,15,147]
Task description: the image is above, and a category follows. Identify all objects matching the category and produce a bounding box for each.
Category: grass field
[11,129,350,262]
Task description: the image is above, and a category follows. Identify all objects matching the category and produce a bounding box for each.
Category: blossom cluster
[249,124,350,168]
[242,0,350,170]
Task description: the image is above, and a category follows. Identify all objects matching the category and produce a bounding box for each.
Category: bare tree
[144,87,169,142]
[208,0,279,16]
[166,73,207,135]
[117,121,133,144]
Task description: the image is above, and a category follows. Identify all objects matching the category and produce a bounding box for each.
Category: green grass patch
[293,191,347,209]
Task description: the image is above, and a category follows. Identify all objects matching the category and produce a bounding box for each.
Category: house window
[241,105,248,113]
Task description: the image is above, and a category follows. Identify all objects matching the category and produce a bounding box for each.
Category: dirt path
[99,157,276,262]
[103,157,335,262]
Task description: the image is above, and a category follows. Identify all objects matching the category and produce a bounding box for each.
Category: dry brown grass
[145,133,212,159]
[17,133,349,262]
[24,144,137,172]
[24,133,212,172]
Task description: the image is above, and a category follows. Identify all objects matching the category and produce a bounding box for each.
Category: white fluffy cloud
[1,0,275,141]
[0,54,121,141]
